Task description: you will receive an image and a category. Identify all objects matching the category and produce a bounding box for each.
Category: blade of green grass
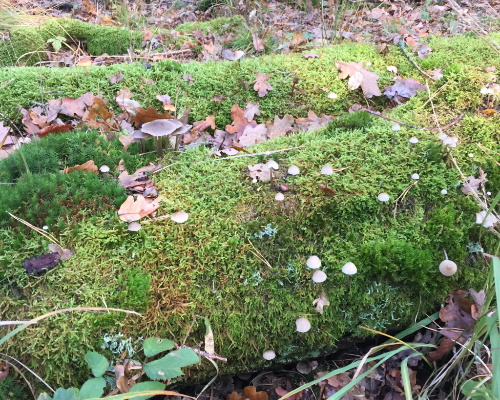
[383,312,440,345]
[488,256,500,398]
[401,354,423,399]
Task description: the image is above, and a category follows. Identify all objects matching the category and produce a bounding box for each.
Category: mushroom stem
[443,248,448,260]
[292,176,296,194]
[347,275,350,291]
[155,137,163,158]
[325,176,328,194]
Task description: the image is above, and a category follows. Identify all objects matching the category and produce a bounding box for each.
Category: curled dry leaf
[335,61,381,98]
[222,49,245,61]
[254,72,273,97]
[118,195,163,222]
[62,160,98,174]
[252,33,265,52]
[295,111,333,132]
[312,292,330,314]
[48,243,73,260]
[226,103,257,139]
[0,122,11,148]
[266,114,295,139]
[384,78,426,104]
[110,71,124,84]
[134,107,173,127]
[37,124,74,138]
[119,134,135,152]
[244,102,260,122]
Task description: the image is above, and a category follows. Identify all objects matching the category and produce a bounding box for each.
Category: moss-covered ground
[0,29,499,390]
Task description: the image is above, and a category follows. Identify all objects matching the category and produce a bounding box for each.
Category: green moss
[175,15,244,34]
[0,33,499,390]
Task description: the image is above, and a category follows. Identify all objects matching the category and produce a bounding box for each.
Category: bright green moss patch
[1,33,500,390]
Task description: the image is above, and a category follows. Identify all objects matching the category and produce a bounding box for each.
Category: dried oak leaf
[439,289,475,342]
[193,116,216,133]
[248,164,270,181]
[427,338,455,362]
[254,72,273,97]
[266,114,295,139]
[335,61,382,98]
[20,108,40,134]
[295,111,333,132]
[24,252,60,276]
[118,195,163,222]
[134,107,173,127]
[37,124,74,138]
[84,97,113,123]
[60,92,94,118]
[384,78,425,104]
[238,124,268,147]
[462,170,486,194]
[63,160,99,174]
[226,103,257,139]
[252,33,265,52]
[119,134,135,152]
[312,292,330,314]
[469,288,486,320]
[110,71,124,84]
[244,102,260,122]
[156,93,175,111]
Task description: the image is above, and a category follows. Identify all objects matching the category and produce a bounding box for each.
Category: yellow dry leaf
[118,195,163,222]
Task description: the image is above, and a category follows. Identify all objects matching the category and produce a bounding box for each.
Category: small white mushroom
[288,165,300,193]
[328,92,338,99]
[409,137,418,144]
[439,260,457,276]
[100,165,110,173]
[171,211,189,224]
[296,317,311,333]
[128,222,141,232]
[412,173,420,180]
[468,153,474,158]
[306,255,321,269]
[487,192,491,196]
[378,193,390,202]
[263,350,276,360]
[438,133,448,140]
[265,160,279,170]
[42,225,49,231]
[275,193,284,201]
[442,136,458,148]
[392,123,401,131]
[312,270,327,283]
[480,87,493,95]
[342,262,357,275]
[321,165,333,175]
[441,189,448,195]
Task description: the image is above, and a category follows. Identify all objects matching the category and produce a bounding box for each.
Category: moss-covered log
[0,30,499,390]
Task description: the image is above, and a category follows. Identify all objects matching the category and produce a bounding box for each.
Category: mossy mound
[0,33,499,390]
[0,16,243,67]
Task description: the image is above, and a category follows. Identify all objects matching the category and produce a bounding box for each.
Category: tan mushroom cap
[171,211,189,223]
[128,222,141,231]
[141,119,183,137]
[439,260,457,276]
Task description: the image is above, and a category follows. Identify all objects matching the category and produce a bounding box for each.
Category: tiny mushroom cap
[312,270,327,283]
[321,165,334,176]
[265,160,279,170]
[42,225,49,231]
[378,193,390,202]
[468,153,474,158]
[438,133,448,140]
[275,193,285,201]
[412,173,420,180]
[488,192,492,196]
[342,262,357,275]
[128,222,141,232]
[171,211,189,224]
[78,58,92,67]
[296,317,311,333]
[288,165,300,175]
[409,137,418,144]
[392,123,401,131]
[263,350,276,360]
[100,165,110,173]
[441,189,448,195]
[306,255,321,269]
[439,260,457,276]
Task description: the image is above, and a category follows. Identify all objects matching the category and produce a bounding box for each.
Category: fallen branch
[211,146,305,161]
[362,109,464,131]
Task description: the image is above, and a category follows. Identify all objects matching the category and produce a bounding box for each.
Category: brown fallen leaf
[252,33,265,52]
[384,78,426,104]
[238,124,268,147]
[60,92,94,118]
[226,103,257,139]
[427,338,454,362]
[84,97,113,123]
[0,122,10,148]
[63,160,98,174]
[248,164,270,181]
[119,134,135,152]
[275,388,302,400]
[193,115,216,133]
[48,243,73,260]
[0,361,8,382]
[244,102,260,122]
[319,184,335,196]
[134,107,173,127]
[266,114,295,139]
[140,77,155,85]
[481,109,497,116]
[110,71,124,84]
[37,124,74,138]
[313,292,330,314]
[295,111,333,132]
[335,61,382,98]
[118,195,163,222]
[254,72,273,97]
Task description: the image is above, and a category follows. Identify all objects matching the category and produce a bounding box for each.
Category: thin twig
[0,352,54,394]
[7,212,60,245]
[399,40,436,80]
[211,146,305,161]
[362,109,464,131]
[0,359,35,399]
[0,111,24,137]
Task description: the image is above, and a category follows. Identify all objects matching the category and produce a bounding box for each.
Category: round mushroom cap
[468,153,474,158]
[392,123,401,131]
[306,255,321,269]
[312,270,327,283]
[378,193,390,202]
[296,317,311,333]
[412,173,420,180]
[128,222,141,231]
[438,133,448,140]
[409,137,418,144]
[266,160,279,170]
[275,193,285,201]
[171,211,189,223]
[439,260,457,276]
[321,165,333,175]
[441,189,448,195]
[263,350,276,360]
[288,165,300,175]
[100,165,110,173]
[142,119,183,137]
[342,262,357,275]
[42,225,49,231]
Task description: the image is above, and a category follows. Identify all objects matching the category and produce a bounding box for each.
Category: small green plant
[46,36,67,53]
